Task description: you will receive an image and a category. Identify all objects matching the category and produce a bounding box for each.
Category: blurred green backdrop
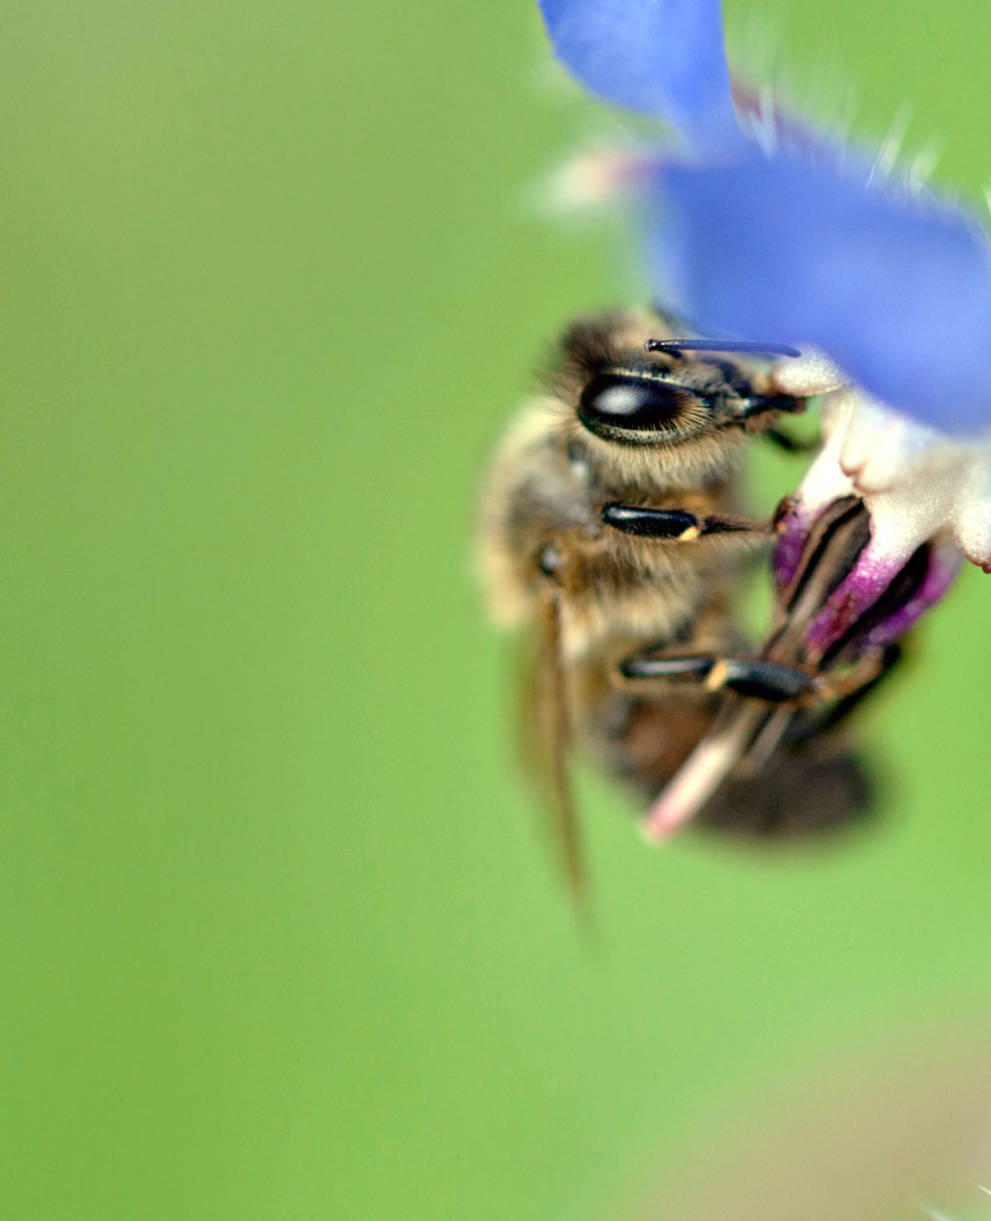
[4,1,991,1218]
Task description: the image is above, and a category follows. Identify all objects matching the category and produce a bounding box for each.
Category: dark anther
[773,496,798,532]
[782,496,870,613]
[646,338,802,359]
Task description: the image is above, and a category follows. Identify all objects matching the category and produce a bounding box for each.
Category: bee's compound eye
[577,374,703,440]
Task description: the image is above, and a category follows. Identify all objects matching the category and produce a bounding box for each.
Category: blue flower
[537,0,739,147]
[538,0,991,434]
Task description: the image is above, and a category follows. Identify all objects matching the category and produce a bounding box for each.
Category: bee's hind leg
[618,645,892,710]
[625,645,894,840]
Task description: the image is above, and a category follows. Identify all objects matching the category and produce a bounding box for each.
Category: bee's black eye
[577,374,704,442]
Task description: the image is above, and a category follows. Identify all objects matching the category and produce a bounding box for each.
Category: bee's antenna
[646,338,802,359]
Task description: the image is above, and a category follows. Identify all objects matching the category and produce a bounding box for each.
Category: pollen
[705,659,729,691]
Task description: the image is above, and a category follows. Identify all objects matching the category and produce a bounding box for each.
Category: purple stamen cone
[806,535,961,661]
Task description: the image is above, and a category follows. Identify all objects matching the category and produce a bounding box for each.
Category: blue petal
[538,0,739,146]
[650,152,991,431]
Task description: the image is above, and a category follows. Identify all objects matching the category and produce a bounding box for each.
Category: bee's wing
[517,592,588,906]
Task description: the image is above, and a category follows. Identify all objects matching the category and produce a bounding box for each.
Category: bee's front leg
[601,503,769,542]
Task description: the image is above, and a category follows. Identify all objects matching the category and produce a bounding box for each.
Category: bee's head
[554,311,804,452]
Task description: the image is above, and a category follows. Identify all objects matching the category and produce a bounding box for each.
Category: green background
[4,1,991,1217]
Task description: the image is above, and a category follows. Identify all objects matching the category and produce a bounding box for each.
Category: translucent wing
[518,591,589,908]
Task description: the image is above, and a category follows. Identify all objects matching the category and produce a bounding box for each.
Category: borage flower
[538,0,991,835]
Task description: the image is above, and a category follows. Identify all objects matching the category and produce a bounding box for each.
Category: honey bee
[480,306,900,890]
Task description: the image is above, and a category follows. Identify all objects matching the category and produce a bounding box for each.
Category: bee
[480,306,903,890]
